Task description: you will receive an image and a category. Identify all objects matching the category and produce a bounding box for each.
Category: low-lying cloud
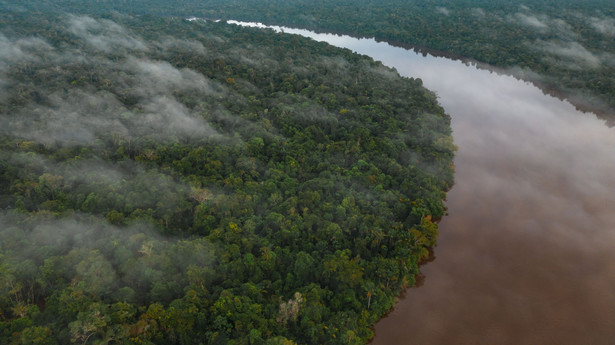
[436,7,451,16]
[154,36,208,56]
[0,34,50,63]
[3,89,128,146]
[470,8,486,18]
[507,12,577,39]
[0,33,53,100]
[1,16,229,146]
[4,151,194,212]
[0,210,215,303]
[140,96,218,138]
[512,12,549,30]
[67,14,148,52]
[126,57,216,97]
[588,16,615,36]
[532,40,603,69]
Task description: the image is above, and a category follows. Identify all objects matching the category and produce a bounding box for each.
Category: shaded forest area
[12,0,614,122]
[0,12,454,344]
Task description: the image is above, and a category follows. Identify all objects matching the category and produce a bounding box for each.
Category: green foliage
[0,11,454,345]
[22,0,612,120]
[201,0,613,121]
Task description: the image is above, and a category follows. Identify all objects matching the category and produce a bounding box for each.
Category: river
[229,21,615,344]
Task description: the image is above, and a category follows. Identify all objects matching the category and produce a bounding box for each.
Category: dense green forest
[10,0,614,122]
[0,11,454,344]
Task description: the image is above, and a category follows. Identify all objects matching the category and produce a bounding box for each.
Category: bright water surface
[230,20,615,345]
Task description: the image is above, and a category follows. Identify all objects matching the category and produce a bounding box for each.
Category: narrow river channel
[230,21,615,344]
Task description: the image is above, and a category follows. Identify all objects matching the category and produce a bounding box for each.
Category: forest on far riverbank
[11,0,614,123]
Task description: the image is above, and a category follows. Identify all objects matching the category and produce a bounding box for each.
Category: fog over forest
[0,10,454,344]
[2,1,615,344]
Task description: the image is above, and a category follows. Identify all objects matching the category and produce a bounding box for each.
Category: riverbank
[234,20,615,345]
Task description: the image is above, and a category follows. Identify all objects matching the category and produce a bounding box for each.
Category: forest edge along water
[221,19,615,126]
[227,20,615,345]
[0,14,455,344]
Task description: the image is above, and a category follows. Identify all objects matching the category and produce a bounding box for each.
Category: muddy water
[367,55,615,345]
[230,21,615,344]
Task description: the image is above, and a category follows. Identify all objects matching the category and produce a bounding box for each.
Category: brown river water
[231,21,615,344]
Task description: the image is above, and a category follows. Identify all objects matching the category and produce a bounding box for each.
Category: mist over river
[230,21,615,344]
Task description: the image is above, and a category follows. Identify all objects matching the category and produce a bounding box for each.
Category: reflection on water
[231,21,615,344]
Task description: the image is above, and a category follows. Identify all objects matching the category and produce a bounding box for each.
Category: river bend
[228,20,615,345]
